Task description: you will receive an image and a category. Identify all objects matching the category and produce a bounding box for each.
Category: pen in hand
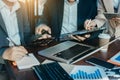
[6,37,29,56]
[85,19,96,31]
[6,37,18,46]
[86,19,91,27]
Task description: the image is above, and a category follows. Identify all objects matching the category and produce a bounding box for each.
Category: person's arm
[93,0,107,28]
[35,0,52,39]
[84,0,107,31]
[2,46,28,61]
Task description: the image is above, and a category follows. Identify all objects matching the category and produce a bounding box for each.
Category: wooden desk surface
[5,38,120,80]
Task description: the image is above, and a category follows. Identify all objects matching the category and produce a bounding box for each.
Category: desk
[5,38,120,80]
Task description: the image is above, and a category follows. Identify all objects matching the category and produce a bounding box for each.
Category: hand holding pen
[84,19,97,31]
[2,37,28,61]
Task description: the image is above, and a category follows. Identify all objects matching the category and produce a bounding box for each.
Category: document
[16,53,40,70]
[70,66,109,80]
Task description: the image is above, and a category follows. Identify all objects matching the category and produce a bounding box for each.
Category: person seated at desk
[86,0,120,40]
[0,0,35,61]
[35,0,101,41]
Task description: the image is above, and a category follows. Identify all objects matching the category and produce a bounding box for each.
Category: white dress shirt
[113,0,119,12]
[61,0,79,34]
[0,1,21,46]
[113,0,119,13]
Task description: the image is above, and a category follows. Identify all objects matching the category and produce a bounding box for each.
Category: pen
[6,37,18,46]
[7,37,29,56]
[86,19,91,27]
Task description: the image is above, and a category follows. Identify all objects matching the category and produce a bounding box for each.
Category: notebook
[38,41,94,64]
[16,53,40,70]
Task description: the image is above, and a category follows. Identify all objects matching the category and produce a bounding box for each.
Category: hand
[2,46,28,61]
[109,19,117,28]
[84,19,97,31]
[111,17,120,27]
[35,24,51,39]
[70,34,91,42]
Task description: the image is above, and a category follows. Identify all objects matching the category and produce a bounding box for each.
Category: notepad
[16,53,40,70]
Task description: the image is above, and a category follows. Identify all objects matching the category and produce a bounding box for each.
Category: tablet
[60,27,106,41]
[104,12,120,19]
[110,51,120,64]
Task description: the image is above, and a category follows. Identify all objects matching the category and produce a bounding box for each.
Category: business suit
[95,0,120,37]
[0,2,32,55]
[38,0,98,39]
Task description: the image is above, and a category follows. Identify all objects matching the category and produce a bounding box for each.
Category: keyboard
[53,44,91,60]
[32,62,73,80]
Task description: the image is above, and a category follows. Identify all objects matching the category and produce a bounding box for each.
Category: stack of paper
[16,53,40,70]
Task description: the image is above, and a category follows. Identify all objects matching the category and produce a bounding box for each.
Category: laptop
[38,41,95,64]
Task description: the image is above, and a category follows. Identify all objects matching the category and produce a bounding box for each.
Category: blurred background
[19,0,47,33]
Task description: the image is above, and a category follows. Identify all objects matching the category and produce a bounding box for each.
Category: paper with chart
[70,66,109,80]
[16,53,40,70]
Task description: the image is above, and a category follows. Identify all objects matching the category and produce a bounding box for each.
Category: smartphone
[86,57,115,69]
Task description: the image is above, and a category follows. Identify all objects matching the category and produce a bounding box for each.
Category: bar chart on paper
[70,66,109,80]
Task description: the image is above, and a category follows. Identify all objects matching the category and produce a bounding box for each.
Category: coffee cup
[98,33,110,50]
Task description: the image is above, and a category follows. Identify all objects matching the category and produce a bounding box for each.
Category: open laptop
[38,41,95,64]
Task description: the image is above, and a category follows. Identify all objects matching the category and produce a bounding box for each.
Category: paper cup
[98,33,110,51]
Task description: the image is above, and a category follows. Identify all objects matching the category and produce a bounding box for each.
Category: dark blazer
[0,2,32,55]
[37,0,97,39]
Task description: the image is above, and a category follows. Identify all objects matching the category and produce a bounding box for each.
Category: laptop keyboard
[33,62,73,80]
[54,44,91,60]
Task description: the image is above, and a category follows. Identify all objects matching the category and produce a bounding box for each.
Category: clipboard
[104,12,120,19]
